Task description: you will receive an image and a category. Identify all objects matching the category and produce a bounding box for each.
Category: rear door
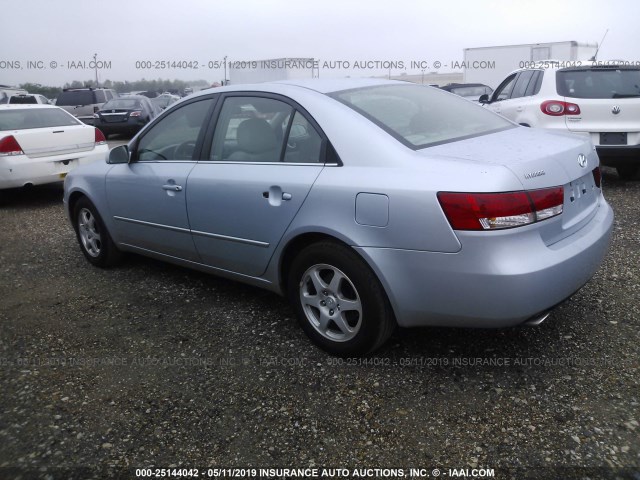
[186,94,326,277]
[105,97,217,261]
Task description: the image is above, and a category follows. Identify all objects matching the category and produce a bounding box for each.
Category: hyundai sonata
[63,79,613,355]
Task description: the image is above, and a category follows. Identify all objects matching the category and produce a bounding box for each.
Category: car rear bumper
[0,147,108,189]
[596,145,640,166]
[355,198,614,328]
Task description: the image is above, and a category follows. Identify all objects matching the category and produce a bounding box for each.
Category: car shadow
[0,184,64,208]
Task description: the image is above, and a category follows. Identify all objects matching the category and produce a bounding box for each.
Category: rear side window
[0,108,81,130]
[511,70,537,99]
[525,71,544,96]
[333,84,513,149]
[94,90,106,103]
[557,68,640,99]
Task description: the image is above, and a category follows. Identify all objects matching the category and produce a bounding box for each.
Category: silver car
[63,79,614,355]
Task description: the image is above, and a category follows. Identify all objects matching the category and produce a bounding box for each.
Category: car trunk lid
[419,127,602,244]
[13,125,96,158]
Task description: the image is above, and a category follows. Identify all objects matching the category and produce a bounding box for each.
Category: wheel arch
[277,232,396,320]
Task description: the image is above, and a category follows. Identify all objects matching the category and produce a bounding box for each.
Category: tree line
[18,79,210,98]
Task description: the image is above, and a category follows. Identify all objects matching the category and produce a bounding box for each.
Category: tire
[288,241,396,356]
[616,165,639,180]
[73,197,122,267]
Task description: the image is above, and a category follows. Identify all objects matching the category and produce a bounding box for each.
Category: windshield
[557,67,640,99]
[331,84,513,149]
[451,86,492,97]
[103,99,142,110]
[0,108,81,130]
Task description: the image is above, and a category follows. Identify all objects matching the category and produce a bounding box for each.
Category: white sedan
[0,105,109,189]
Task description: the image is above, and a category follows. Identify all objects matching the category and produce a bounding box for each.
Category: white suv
[481,61,640,179]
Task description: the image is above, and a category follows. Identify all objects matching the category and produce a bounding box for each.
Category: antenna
[590,29,609,61]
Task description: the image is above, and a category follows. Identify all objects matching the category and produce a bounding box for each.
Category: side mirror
[478,94,490,104]
[107,145,130,164]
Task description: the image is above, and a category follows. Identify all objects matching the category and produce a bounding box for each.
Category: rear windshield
[331,84,513,149]
[56,90,96,106]
[0,108,81,130]
[9,95,38,104]
[102,99,142,110]
[557,67,640,99]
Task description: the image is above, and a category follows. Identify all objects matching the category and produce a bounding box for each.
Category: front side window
[137,98,215,161]
[332,84,513,149]
[494,74,518,101]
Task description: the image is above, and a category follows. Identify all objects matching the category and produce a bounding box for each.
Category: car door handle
[516,106,524,112]
[262,191,292,200]
[162,184,183,192]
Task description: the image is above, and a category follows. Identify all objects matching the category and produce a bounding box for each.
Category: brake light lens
[540,100,581,116]
[0,135,24,156]
[94,128,107,145]
[129,110,142,117]
[592,166,602,188]
[437,186,564,231]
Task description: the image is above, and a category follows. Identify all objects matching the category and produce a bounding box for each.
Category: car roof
[0,104,59,110]
[190,78,410,99]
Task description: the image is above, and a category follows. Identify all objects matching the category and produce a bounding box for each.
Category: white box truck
[463,41,598,89]
[228,58,317,85]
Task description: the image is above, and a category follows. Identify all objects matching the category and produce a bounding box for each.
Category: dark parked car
[93,96,160,138]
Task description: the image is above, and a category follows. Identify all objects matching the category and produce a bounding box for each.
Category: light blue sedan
[63,79,614,355]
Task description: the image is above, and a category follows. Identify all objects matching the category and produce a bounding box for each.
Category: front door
[106,97,217,261]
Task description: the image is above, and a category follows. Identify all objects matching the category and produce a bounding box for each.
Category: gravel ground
[0,168,638,480]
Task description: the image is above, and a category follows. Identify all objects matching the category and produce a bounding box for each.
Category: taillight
[129,111,142,117]
[0,135,24,156]
[592,166,602,188]
[94,128,107,145]
[437,186,564,231]
[540,100,581,116]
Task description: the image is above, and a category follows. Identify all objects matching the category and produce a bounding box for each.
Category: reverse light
[540,100,581,116]
[437,187,564,231]
[0,135,24,156]
[94,128,107,145]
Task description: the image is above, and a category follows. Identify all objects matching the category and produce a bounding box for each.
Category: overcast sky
[1,0,637,86]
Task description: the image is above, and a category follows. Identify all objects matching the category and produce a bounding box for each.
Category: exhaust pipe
[522,311,551,326]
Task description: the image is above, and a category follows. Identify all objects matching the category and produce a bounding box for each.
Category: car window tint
[556,67,640,99]
[525,71,544,96]
[55,91,94,106]
[511,70,536,99]
[210,96,293,162]
[94,90,106,103]
[0,108,81,130]
[283,111,323,163]
[137,98,215,161]
[494,74,518,101]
